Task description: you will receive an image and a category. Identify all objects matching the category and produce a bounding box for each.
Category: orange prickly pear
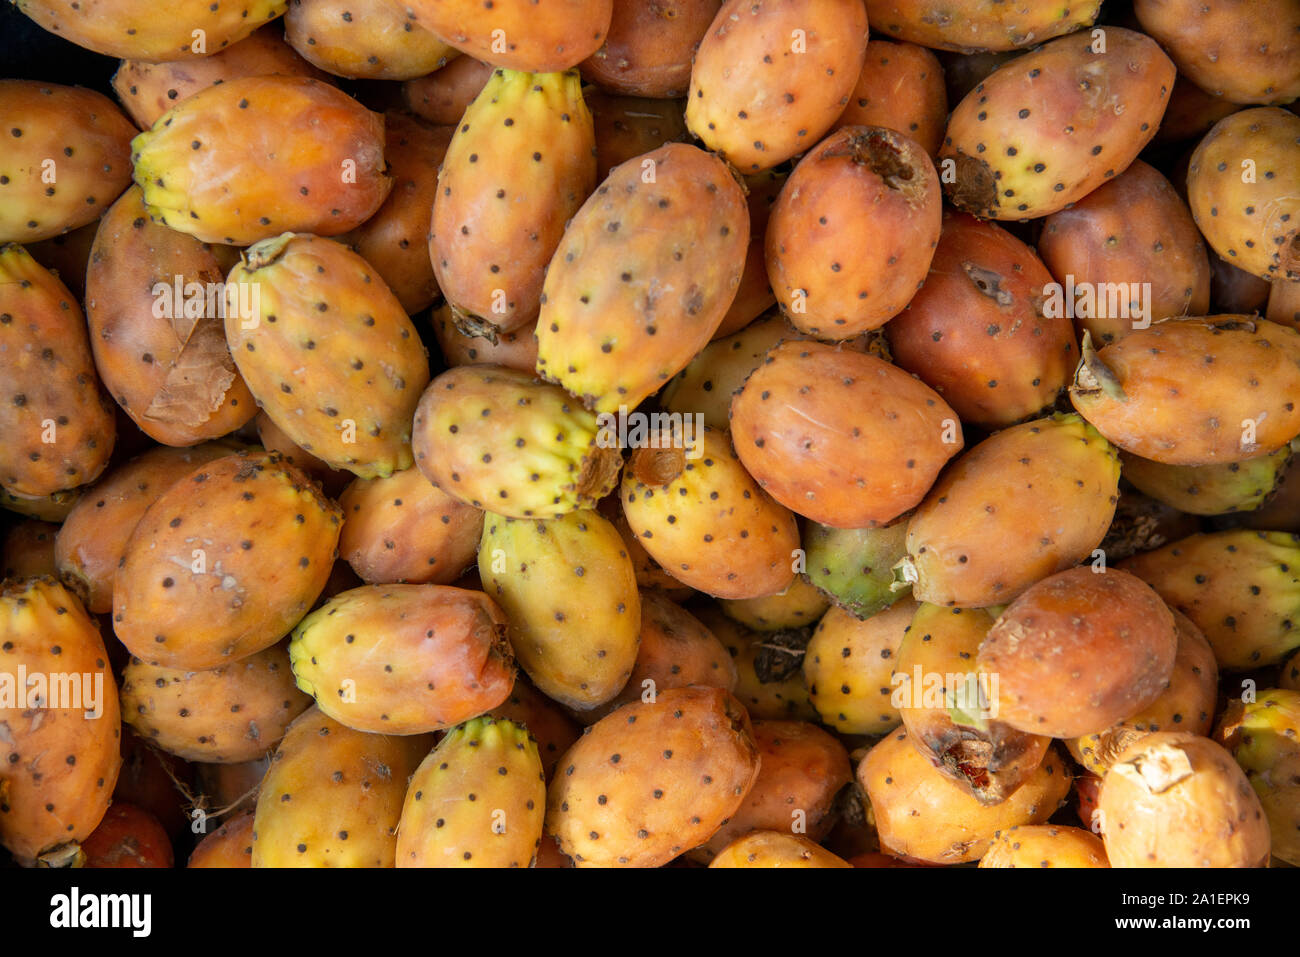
[864,0,1101,52]
[284,0,455,80]
[402,0,613,72]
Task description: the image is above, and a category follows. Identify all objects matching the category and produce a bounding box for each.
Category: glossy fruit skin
[730,340,963,529]
[396,716,545,867]
[87,186,257,447]
[709,831,852,868]
[766,126,941,338]
[131,76,391,245]
[479,511,641,710]
[189,812,255,868]
[0,245,116,497]
[251,707,431,867]
[535,142,748,413]
[289,584,515,734]
[1120,445,1293,516]
[0,81,135,243]
[545,686,761,867]
[901,413,1120,607]
[804,600,916,736]
[978,825,1108,868]
[864,0,1101,52]
[940,28,1175,220]
[1187,108,1300,282]
[802,519,911,619]
[412,365,622,519]
[226,233,430,479]
[0,578,122,865]
[430,68,595,337]
[403,0,613,71]
[1098,732,1270,868]
[113,451,342,670]
[285,0,455,80]
[1070,318,1300,466]
[885,211,1077,429]
[685,0,868,173]
[1120,530,1300,670]
[579,0,720,97]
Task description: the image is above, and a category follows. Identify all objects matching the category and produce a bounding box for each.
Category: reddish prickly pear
[0,244,116,497]
[730,340,962,529]
[587,92,690,182]
[432,68,595,338]
[113,451,342,670]
[284,0,454,80]
[766,126,941,338]
[396,716,545,867]
[535,142,749,413]
[402,0,612,71]
[885,210,1077,429]
[545,686,761,867]
[940,28,1175,220]
[864,0,1101,52]
[710,831,851,867]
[979,825,1108,868]
[0,81,135,243]
[430,303,539,374]
[579,0,720,98]
[412,365,622,519]
[1120,445,1293,516]
[803,519,911,619]
[714,170,786,340]
[131,76,391,245]
[188,811,254,868]
[80,804,174,868]
[0,579,122,866]
[835,40,948,158]
[403,56,494,126]
[622,426,800,600]
[686,0,868,173]
[804,600,917,736]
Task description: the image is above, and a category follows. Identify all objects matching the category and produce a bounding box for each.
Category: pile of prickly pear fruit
[4,0,1300,873]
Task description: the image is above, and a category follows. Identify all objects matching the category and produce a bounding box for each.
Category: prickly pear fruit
[713,171,786,339]
[940,28,1175,220]
[189,812,254,868]
[289,584,514,734]
[767,127,940,338]
[80,803,174,868]
[885,211,1076,429]
[285,0,454,80]
[132,76,390,245]
[0,578,122,865]
[0,487,84,523]
[412,366,622,519]
[25,221,98,300]
[587,92,690,182]
[731,340,962,529]
[835,40,947,158]
[431,68,595,337]
[864,0,1101,52]
[1268,280,1300,331]
[252,707,430,867]
[396,716,545,867]
[804,600,916,736]
[1187,108,1300,281]
[1098,732,1270,867]
[403,0,612,71]
[898,604,1051,806]
[545,686,760,866]
[0,82,135,243]
[622,426,800,600]
[480,511,640,710]
[0,245,116,497]
[535,142,749,413]
[696,605,818,721]
[899,413,1120,607]
[1,521,58,582]
[226,233,430,478]
[430,304,539,374]
[578,592,737,723]
[1038,161,1210,345]
[120,643,311,763]
[1068,609,1218,776]
[803,518,910,619]
[489,680,581,781]
[253,410,345,493]
[979,567,1178,739]
[860,729,1070,864]
[1121,445,1293,516]
[599,497,694,601]
[710,831,851,868]
[1240,441,1300,535]
[343,114,452,315]
[579,0,719,97]
[13,0,287,60]
[978,825,1108,868]
[721,578,829,632]
[1134,0,1300,106]
[87,187,257,447]
[1121,530,1300,670]
[1071,318,1300,465]
[1216,688,1300,865]
[113,451,342,670]
[686,0,868,173]
[1284,650,1300,691]
[403,56,494,125]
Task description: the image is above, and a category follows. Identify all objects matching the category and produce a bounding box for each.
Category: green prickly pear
[431,68,596,338]
[226,233,431,478]
[1120,445,1293,516]
[396,716,545,867]
[802,518,911,619]
[411,365,623,519]
[479,511,641,711]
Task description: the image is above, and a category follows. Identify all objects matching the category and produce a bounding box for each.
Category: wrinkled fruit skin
[402,0,613,71]
[940,28,1175,220]
[864,0,1101,52]
[545,686,761,867]
[489,680,581,781]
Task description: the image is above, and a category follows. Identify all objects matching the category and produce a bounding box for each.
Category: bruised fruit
[710,831,851,868]
[113,451,342,670]
[579,0,719,98]
[285,0,455,80]
[978,825,1108,868]
[545,686,760,866]
[803,519,911,619]
[289,584,515,734]
[835,40,947,158]
[864,0,1101,52]
[804,600,916,736]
